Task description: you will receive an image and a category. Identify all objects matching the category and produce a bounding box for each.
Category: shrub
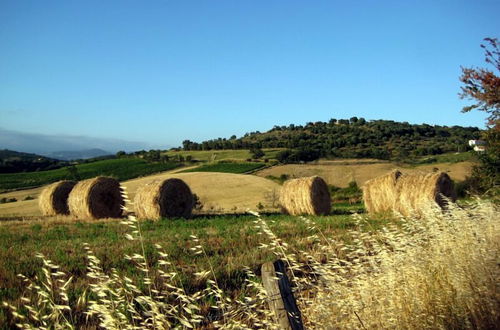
[0,197,17,204]
[250,147,265,159]
[329,181,362,202]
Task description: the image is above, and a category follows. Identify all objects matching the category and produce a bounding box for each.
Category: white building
[468,139,486,147]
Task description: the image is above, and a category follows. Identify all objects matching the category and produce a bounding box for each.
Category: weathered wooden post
[261,260,304,330]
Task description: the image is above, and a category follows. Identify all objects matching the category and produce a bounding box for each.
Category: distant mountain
[0,149,56,161]
[0,127,159,154]
[0,149,66,173]
[45,148,112,161]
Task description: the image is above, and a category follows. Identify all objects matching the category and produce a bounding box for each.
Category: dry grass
[0,172,280,218]
[123,172,281,214]
[68,177,124,219]
[134,178,194,220]
[256,161,474,187]
[279,176,331,215]
[302,200,499,329]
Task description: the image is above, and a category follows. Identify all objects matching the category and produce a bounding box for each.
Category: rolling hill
[0,149,66,173]
[181,118,481,160]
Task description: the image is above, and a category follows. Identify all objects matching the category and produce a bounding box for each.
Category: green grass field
[0,159,181,191]
[165,148,283,162]
[0,211,387,328]
[180,162,267,174]
[411,151,476,165]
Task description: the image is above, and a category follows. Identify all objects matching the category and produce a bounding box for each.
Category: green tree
[459,38,499,196]
[116,150,126,158]
[66,165,80,180]
[250,147,265,159]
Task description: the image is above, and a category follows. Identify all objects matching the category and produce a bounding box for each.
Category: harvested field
[0,172,280,217]
[124,172,280,214]
[256,161,474,187]
[0,158,474,218]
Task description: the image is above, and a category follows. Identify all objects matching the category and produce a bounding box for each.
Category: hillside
[164,148,283,162]
[181,118,481,160]
[0,158,180,191]
[0,149,66,173]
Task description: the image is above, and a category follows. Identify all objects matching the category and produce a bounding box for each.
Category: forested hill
[0,149,67,173]
[181,118,481,160]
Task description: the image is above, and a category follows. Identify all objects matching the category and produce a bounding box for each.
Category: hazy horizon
[0,127,165,154]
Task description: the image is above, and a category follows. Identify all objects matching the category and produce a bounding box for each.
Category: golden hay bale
[134,178,194,220]
[279,176,331,216]
[394,171,457,216]
[38,180,77,216]
[362,170,402,214]
[68,177,124,219]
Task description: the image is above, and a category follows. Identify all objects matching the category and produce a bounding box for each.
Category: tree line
[181,118,481,161]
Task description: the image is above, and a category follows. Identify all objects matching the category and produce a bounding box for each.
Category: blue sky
[1,1,499,151]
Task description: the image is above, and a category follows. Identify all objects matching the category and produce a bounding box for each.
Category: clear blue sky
[1,0,499,150]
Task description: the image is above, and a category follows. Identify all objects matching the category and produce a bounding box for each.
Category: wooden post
[261,260,304,330]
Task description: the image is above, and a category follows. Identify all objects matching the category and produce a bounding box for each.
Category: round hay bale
[68,177,124,219]
[134,178,194,220]
[394,171,457,217]
[279,176,331,216]
[38,180,77,216]
[362,170,402,214]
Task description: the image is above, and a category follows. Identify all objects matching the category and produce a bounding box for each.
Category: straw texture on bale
[394,171,456,216]
[362,170,402,214]
[38,180,77,216]
[279,176,331,216]
[134,178,194,220]
[68,177,124,219]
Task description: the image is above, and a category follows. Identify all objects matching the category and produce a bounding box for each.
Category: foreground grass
[0,212,384,328]
[0,159,180,190]
[305,201,499,329]
[1,200,497,328]
[180,162,266,174]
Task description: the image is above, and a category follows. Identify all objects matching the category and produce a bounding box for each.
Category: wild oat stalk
[83,187,205,329]
[304,199,500,329]
[3,195,497,329]
[2,254,74,330]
